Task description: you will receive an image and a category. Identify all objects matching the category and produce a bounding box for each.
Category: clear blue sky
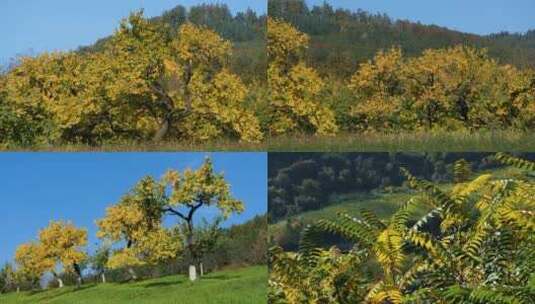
[0,0,266,65]
[0,152,267,266]
[308,0,535,35]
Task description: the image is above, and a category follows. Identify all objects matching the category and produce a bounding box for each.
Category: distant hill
[269,0,535,78]
[76,3,267,83]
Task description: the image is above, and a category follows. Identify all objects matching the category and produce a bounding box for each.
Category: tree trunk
[199,262,204,276]
[57,278,64,288]
[127,267,138,281]
[16,286,20,293]
[101,273,106,284]
[76,276,82,289]
[153,118,170,142]
[189,265,197,282]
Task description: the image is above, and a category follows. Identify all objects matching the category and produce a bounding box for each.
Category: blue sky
[2,1,534,66]
[308,0,535,35]
[0,152,267,266]
[0,0,266,66]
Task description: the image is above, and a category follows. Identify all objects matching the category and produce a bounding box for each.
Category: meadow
[0,266,267,304]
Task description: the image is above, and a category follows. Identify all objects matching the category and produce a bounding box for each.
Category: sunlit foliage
[269,154,535,303]
[267,18,338,136]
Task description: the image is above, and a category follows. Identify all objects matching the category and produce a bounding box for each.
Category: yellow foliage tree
[101,11,262,142]
[267,17,338,135]
[38,221,87,288]
[96,177,182,280]
[14,242,53,288]
[1,10,262,144]
[161,157,244,281]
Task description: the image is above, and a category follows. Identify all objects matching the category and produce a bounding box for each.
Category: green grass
[269,166,528,244]
[3,130,533,152]
[0,266,267,304]
[269,191,418,240]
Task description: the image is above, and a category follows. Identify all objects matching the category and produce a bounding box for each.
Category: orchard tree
[1,10,262,144]
[101,11,262,142]
[14,242,52,289]
[160,157,244,281]
[90,242,111,284]
[267,17,338,136]
[38,221,88,288]
[96,177,182,281]
[348,47,406,130]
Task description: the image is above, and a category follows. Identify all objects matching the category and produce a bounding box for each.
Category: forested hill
[77,3,267,83]
[79,3,266,52]
[269,0,535,78]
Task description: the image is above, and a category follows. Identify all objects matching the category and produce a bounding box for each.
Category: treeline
[269,0,535,78]
[266,18,535,136]
[268,153,535,222]
[0,215,267,293]
[1,5,534,147]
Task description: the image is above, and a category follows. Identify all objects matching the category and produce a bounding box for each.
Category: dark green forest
[269,0,535,79]
[268,153,535,223]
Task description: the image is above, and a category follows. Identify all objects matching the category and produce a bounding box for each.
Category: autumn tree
[349,45,535,131]
[348,47,406,130]
[14,242,52,289]
[160,157,244,281]
[0,10,262,145]
[267,17,338,135]
[96,177,182,281]
[38,221,88,288]
[100,11,262,142]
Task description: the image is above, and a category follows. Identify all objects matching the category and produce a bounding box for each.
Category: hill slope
[0,266,267,304]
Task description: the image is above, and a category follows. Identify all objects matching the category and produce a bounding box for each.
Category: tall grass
[2,130,533,152]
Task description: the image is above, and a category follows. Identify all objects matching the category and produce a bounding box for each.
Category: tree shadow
[143,280,185,288]
[202,274,240,281]
[36,285,96,302]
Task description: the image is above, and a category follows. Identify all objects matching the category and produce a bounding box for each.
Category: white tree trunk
[57,278,64,288]
[199,263,204,276]
[128,267,137,281]
[16,286,20,293]
[76,276,82,288]
[101,273,106,284]
[189,264,197,281]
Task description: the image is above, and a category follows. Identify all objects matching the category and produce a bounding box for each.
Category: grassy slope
[7,130,533,152]
[269,167,524,239]
[0,266,267,304]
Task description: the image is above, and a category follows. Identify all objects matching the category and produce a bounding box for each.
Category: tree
[160,157,245,281]
[0,263,16,294]
[100,11,262,142]
[267,17,338,136]
[96,177,182,281]
[0,10,262,145]
[90,241,111,284]
[37,221,87,288]
[14,242,52,289]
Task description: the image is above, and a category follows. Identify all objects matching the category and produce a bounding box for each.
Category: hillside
[0,266,267,304]
[269,166,528,250]
[269,0,535,78]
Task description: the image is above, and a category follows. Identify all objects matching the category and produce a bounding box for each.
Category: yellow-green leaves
[164,157,245,218]
[14,221,87,283]
[348,45,535,131]
[267,18,338,136]
[38,221,87,273]
[14,242,53,283]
